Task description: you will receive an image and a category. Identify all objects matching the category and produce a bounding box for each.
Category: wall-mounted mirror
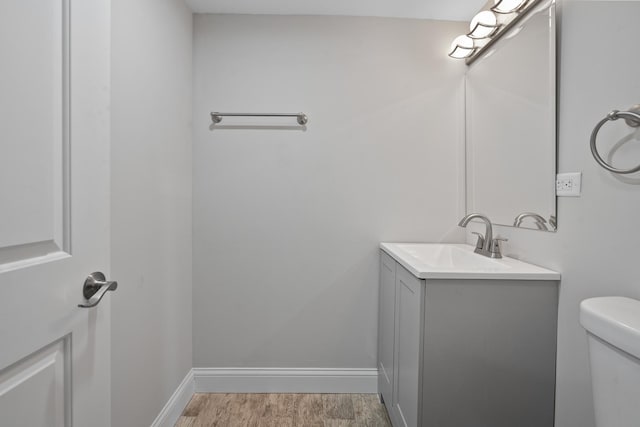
[465,0,557,231]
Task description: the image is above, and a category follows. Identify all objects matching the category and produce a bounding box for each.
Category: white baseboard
[150,370,195,427]
[193,368,378,394]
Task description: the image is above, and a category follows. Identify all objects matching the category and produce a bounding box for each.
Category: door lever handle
[78,272,118,308]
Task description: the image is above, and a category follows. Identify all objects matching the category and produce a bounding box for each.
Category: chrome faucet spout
[458,213,493,250]
[458,213,505,258]
[513,212,549,231]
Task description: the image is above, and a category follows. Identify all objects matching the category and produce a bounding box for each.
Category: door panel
[0,1,111,427]
[394,266,422,427]
[0,0,69,267]
[0,339,69,427]
[378,252,395,406]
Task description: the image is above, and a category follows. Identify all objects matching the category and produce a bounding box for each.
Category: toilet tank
[580,297,640,427]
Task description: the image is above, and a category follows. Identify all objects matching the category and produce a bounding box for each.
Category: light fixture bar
[447,0,547,63]
[466,0,548,65]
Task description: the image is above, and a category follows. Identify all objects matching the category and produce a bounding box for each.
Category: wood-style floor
[174,393,392,427]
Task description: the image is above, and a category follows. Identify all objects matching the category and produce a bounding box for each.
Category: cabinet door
[378,251,396,407]
[394,265,423,427]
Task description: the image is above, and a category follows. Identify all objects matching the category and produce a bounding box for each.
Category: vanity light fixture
[448,35,475,59]
[448,0,543,61]
[492,0,528,14]
[468,11,500,39]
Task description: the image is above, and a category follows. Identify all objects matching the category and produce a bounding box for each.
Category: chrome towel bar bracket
[210,112,308,126]
[590,105,640,174]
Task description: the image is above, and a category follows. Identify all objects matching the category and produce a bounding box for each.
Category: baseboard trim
[193,368,378,394]
[150,370,195,427]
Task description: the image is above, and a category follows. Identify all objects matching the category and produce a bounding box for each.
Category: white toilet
[580,296,640,427]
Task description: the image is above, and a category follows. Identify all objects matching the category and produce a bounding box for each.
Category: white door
[0,1,111,427]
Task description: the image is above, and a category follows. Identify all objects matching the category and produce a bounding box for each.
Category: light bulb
[448,35,475,59]
[492,0,528,14]
[468,11,500,39]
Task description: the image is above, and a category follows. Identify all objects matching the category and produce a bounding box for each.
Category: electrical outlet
[556,172,582,197]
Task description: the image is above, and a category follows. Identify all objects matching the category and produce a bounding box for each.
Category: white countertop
[380,243,561,280]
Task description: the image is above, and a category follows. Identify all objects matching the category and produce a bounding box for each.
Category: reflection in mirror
[513,212,553,231]
[466,0,556,231]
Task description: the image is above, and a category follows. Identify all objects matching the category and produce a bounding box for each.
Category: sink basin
[380,243,560,280]
[397,243,509,270]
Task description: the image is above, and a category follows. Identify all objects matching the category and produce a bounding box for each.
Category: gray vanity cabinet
[378,250,559,427]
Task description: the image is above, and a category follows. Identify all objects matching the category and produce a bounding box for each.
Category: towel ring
[590,106,640,174]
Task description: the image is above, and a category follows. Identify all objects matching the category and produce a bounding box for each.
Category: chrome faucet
[458,213,507,259]
[513,212,549,231]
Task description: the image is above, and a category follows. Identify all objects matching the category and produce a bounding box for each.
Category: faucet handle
[490,237,508,257]
[471,232,485,250]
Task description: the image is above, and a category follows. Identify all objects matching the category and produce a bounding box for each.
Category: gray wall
[111,0,193,425]
[192,15,467,368]
[467,2,640,426]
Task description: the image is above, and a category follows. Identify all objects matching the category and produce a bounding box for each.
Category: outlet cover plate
[556,172,582,197]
